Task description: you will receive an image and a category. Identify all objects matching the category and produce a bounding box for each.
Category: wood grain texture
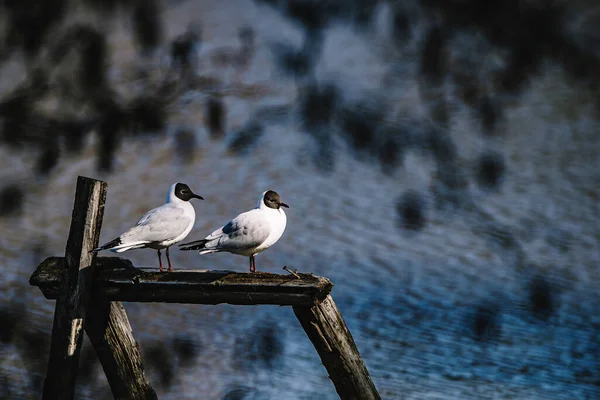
[293,295,381,400]
[85,299,157,400]
[42,176,107,400]
[30,257,333,306]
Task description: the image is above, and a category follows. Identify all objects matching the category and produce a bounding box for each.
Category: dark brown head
[262,190,289,210]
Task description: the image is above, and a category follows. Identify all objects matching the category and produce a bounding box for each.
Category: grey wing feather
[121,204,189,243]
[206,209,270,252]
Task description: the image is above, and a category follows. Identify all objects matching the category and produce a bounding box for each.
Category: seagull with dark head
[92,183,204,272]
[179,190,288,272]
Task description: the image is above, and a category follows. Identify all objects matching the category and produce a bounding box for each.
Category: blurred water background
[1,0,599,399]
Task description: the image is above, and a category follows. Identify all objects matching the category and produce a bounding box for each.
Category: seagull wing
[204,209,271,253]
[120,204,190,244]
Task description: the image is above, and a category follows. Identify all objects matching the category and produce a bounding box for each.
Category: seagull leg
[166,247,173,272]
[249,255,256,273]
[157,249,164,272]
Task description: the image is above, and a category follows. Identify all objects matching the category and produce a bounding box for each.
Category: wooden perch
[33,175,380,400]
[30,257,334,307]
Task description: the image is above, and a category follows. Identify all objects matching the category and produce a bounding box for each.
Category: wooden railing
[29,176,381,400]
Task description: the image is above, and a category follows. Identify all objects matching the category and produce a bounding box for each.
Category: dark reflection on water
[222,386,266,400]
[233,318,285,372]
[0,185,24,218]
[146,341,176,389]
[172,334,202,369]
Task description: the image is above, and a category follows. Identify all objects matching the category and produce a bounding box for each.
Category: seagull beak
[192,193,204,200]
[279,202,289,208]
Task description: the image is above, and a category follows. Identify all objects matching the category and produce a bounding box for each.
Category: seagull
[92,183,203,272]
[179,190,288,272]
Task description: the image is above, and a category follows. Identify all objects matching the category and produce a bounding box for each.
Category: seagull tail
[91,237,122,253]
[178,239,208,251]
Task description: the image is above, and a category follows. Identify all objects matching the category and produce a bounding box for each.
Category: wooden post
[43,176,107,399]
[85,299,157,400]
[293,295,381,400]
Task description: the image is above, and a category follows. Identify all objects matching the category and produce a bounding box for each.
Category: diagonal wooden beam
[293,296,381,400]
[85,298,157,399]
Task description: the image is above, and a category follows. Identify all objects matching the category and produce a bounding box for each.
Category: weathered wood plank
[293,295,381,400]
[85,298,157,400]
[30,257,333,306]
[42,176,108,400]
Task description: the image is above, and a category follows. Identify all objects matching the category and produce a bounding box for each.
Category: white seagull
[92,183,204,272]
[179,190,288,272]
